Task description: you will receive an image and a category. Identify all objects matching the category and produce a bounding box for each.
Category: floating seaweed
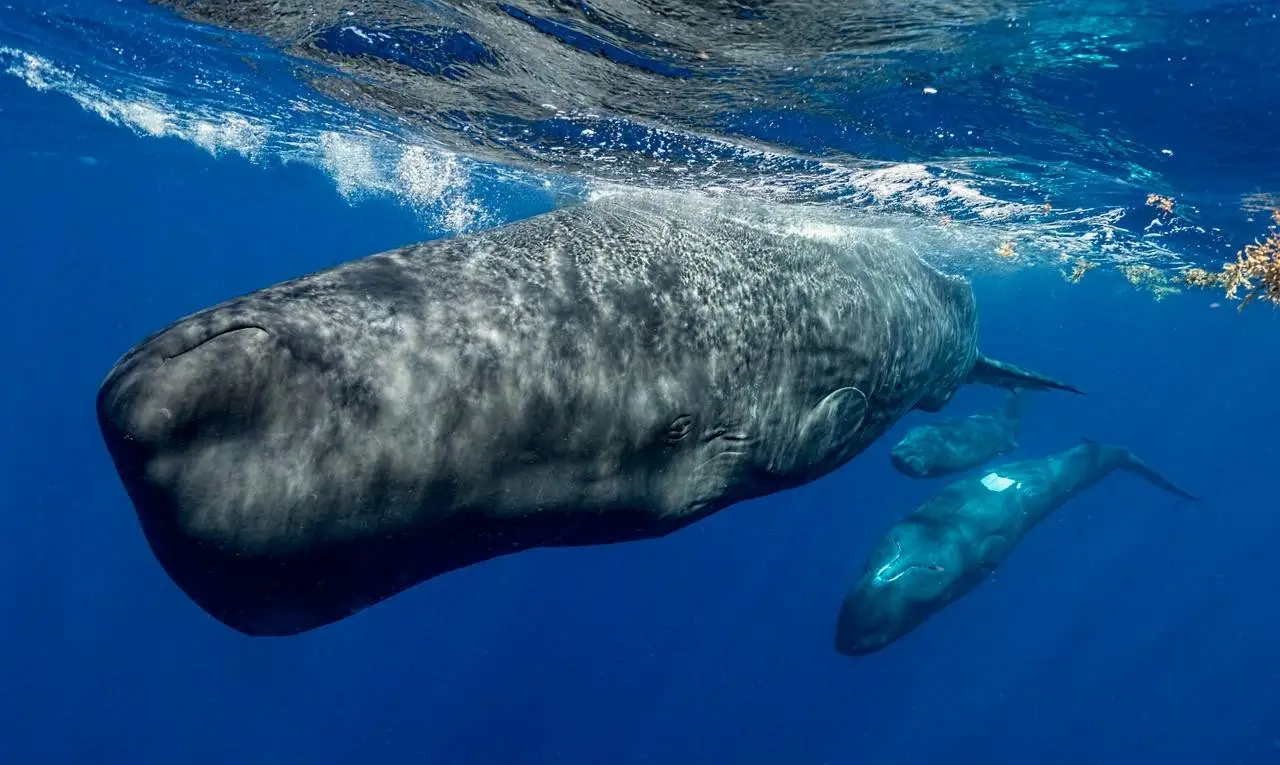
[1179,209,1280,310]
[1063,257,1096,284]
[1146,193,1175,215]
[1119,263,1181,301]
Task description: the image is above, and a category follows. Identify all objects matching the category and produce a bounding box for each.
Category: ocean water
[1,1,1278,763]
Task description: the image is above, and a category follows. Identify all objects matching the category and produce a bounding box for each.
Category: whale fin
[968,354,1085,395]
[1084,439,1200,501]
[782,385,869,475]
[1000,387,1026,422]
[978,534,1013,573]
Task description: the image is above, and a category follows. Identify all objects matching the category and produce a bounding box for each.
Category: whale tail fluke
[967,353,1085,396]
[1083,439,1200,501]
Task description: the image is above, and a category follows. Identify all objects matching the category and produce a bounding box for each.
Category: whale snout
[98,324,274,461]
[889,446,929,478]
[96,312,349,635]
[834,581,898,656]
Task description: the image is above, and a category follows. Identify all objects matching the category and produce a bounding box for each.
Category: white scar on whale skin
[873,539,945,584]
[980,472,1018,492]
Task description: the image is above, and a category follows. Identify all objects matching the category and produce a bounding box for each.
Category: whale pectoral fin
[968,354,1085,395]
[978,534,1012,574]
[782,386,870,475]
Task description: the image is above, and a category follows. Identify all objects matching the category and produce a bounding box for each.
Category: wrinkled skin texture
[97,194,1069,636]
[836,440,1197,656]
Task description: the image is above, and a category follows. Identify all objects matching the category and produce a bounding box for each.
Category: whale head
[888,427,943,478]
[889,440,932,478]
[94,259,445,636]
[95,249,765,636]
[834,529,957,656]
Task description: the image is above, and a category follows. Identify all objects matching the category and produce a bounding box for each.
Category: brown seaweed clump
[1063,257,1096,284]
[1180,209,1280,310]
[1119,263,1181,301]
[1147,193,1175,214]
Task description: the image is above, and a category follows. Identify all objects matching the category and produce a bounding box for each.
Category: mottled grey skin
[890,389,1025,479]
[96,195,1083,637]
[836,440,1198,656]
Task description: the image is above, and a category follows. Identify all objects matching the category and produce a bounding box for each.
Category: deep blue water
[3,1,1280,763]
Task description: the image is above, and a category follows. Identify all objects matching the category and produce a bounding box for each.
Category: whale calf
[889,388,1025,479]
[96,194,1084,636]
[835,439,1197,656]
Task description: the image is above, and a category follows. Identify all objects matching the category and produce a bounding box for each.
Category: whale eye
[665,414,694,444]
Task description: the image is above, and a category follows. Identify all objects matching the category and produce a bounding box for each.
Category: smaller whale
[835,439,1198,656]
[889,388,1026,479]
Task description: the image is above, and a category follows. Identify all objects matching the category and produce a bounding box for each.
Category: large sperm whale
[96,194,1084,636]
[889,388,1025,479]
[835,439,1197,656]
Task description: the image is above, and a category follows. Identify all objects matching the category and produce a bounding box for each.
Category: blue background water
[3,2,1280,763]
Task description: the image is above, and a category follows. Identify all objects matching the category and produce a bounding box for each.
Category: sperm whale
[97,194,1084,636]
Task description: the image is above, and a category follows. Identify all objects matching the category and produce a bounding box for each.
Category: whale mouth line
[890,449,929,476]
[872,539,945,584]
[162,324,271,362]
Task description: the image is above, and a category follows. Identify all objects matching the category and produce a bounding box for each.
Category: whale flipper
[1001,387,1026,422]
[1083,439,1200,501]
[967,354,1085,395]
[783,385,870,474]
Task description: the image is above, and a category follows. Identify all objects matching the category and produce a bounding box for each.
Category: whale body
[836,439,1197,656]
[96,195,1084,636]
[890,389,1025,479]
